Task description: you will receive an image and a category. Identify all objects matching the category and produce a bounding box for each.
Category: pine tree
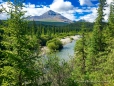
[103,1,114,85]
[0,1,41,85]
[87,0,106,69]
[86,0,108,85]
[108,1,114,37]
[71,22,92,86]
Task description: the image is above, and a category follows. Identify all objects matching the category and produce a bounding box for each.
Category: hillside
[27,10,73,23]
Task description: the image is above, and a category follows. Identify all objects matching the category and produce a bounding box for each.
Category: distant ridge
[27,10,73,23]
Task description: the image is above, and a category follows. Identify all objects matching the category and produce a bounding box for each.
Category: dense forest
[0,0,114,86]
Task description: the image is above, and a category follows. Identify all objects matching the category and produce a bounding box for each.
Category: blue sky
[0,0,113,22]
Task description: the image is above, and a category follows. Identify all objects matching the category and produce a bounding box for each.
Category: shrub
[70,37,74,41]
[47,42,58,50]
[46,39,63,51]
[39,35,52,46]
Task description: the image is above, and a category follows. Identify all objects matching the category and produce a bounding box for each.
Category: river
[55,40,76,61]
[41,35,80,61]
[43,40,77,62]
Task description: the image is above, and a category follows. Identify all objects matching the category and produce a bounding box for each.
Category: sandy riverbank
[60,35,80,45]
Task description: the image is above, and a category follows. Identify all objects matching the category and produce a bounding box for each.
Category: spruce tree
[86,0,108,85]
[88,0,106,68]
[0,1,41,85]
[108,1,114,37]
[72,22,91,86]
[103,1,114,85]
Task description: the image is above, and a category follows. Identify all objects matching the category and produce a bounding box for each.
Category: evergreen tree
[103,1,114,85]
[108,1,114,37]
[0,1,41,85]
[86,0,108,85]
[87,0,106,69]
[72,22,91,86]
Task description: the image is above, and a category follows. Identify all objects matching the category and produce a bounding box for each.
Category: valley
[0,0,114,86]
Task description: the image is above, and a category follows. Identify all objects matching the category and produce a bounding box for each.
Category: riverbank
[60,35,80,45]
[41,35,80,55]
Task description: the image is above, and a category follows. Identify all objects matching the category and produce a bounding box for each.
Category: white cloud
[74,7,93,13]
[0,0,113,22]
[0,2,12,19]
[79,0,93,6]
[104,6,110,21]
[78,0,113,22]
[0,1,96,21]
[0,2,50,19]
[23,5,50,16]
[26,3,36,8]
[24,0,75,20]
[79,7,98,22]
[50,0,73,11]
[106,0,113,5]
[0,13,8,20]
[103,0,113,21]
[58,10,76,20]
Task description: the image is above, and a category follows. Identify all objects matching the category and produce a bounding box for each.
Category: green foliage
[0,0,42,85]
[0,66,17,86]
[28,20,93,39]
[85,0,107,74]
[70,37,74,41]
[72,0,114,86]
[39,35,52,46]
[46,38,63,51]
[107,1,114,37]
[38,54,74,86]
[72,22,90,86]
[1,0,114,85]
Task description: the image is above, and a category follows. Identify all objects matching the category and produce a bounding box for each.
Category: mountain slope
[28,10,73,23]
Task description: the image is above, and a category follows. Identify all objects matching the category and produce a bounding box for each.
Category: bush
[46,39,63,51]
[70,37,74,41]
[47,42,58,50]
[39,35,52,46]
